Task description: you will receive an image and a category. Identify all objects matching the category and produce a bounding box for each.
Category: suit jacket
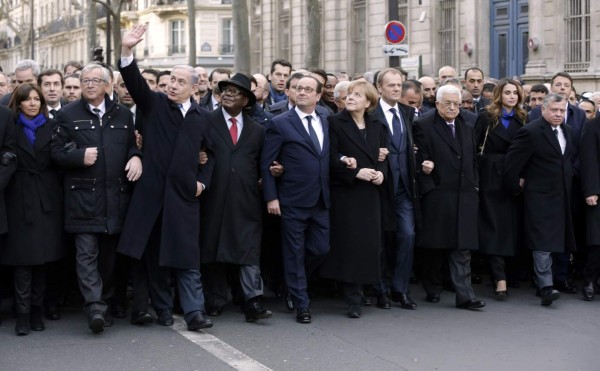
[504,117,575,253]
[528,103,586,156]
[200,108,264,265]
[420,107,477,128]
[261,107,330,209]
[413,110,479,250]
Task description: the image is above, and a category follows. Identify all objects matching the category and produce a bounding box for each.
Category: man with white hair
[413,84,485,310]
[0,59,41,105]
[332,80,350,111]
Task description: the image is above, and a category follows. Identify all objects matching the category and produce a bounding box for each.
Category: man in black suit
[200,73,272,323]
[117,24,214,331]
[464,67,489,112]
[262,76,330,324]
[413,85,485,310]
[505,93,575,306]
[372,68,418,310]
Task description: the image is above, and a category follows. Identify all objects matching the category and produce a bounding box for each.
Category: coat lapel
[338,111,375,162]
[15,123,36,159]
[432,115,460,154]
[542,123,562,155]
[213,108,236,148]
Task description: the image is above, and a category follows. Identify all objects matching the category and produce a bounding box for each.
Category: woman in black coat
[320,81,388,318]
[0,83,64,335]
[474,79,526,298]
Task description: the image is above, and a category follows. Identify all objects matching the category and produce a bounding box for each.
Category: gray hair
[172,65,199,85]
[333,80,351,99]
[439,77,462,88]
[80,63,111,83]
[542,93,565,108]
[15,59,41,76]
[436,84,461,101]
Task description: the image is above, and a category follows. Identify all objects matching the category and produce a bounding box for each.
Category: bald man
[418,76,436,112]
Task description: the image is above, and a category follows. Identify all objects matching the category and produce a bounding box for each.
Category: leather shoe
[285,290,295,311]
[391,292,417,310]
[554,280,577,294]
[376,294,391,309]
[187,312,213,330]
[110,305,127,319]
[44,305,61,320]
[131,311,154,325]
[347,304,361,319]
[582,281,594,301]
[15,314,30,336]
[156,309,174,326]
[425,293,440,303]
[456,299,486,310]
[88,312,105,334]
[540,287,560,306]
[206,305,224,317]
[296,307,311,324]
[244,299,273,322]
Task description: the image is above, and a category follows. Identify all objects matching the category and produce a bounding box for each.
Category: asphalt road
[0,282,598,371]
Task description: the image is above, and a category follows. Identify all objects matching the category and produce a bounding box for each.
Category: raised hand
[121,24,147,55]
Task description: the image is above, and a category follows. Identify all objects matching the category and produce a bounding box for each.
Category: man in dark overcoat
[200,73,271,322]
[116,24,214,331]
[505,93,575,306]
[413,85,485,310]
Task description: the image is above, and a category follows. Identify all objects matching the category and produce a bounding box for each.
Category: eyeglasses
[81,78,105,86]
[221,86,243,97]
[296,86,316,94]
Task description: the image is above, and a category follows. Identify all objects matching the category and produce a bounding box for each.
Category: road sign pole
[388,0,399,67]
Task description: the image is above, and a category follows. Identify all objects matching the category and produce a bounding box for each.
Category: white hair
[436,84,461,101]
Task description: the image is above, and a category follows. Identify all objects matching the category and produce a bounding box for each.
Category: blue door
[490,0,529,79]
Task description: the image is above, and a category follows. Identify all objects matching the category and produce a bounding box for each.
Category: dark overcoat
[117,59,213,270]
[504,117,575,253]
[474,111,523,256]
[320,110,387,284]
[413,111,479,250]
[200,108,264,265]
[578,116,600,245]
[0,106,17,237]
[0,118,64,265]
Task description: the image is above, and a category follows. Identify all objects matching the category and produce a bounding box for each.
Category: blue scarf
[18,112,47,145]
[500,108,515,129]
[269,85,287,103]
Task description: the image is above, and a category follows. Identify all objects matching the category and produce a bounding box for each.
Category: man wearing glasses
[262,76,330,324]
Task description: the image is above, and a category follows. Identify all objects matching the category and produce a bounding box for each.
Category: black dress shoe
[296,307,311,324]
[391,292,417,310]
[156,309,174,326]
[110,305,127,319]
[15,314,30,336]
[376,294,391,309]
[206,305,224,317]
[187,312,213,330]
[131,311,154,325]
[456,299,486,310]
[425,294,440,303]
[88,313,105,334]
[244,299,273,322]
[582,281,594,301]
[554,280,577,294]
[347,304,361,319]
[285,290,295,311]
[540,287,560,306]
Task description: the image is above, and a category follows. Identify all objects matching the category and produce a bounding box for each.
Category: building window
[220,18,234,55]
[277,1,290,60]
[352,0,366,75]
[169,19,185,55]
[251,19,262,73]
[438,0,456,70]
[564,0,590,72]
[398,0,408,25]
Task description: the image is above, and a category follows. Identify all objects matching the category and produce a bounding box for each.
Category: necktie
[49,109,57,118]
[553,128,564,154]
[178,103,185,117]
[229,117,238,145]
[448,123,456,138]
[306,115,321,152]
[92,108,102,126]
[389,107,402,142]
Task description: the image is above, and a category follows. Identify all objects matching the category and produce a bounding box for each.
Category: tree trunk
[87,2,97,62]
[187,0,196,66]
[304,0,321,69]
[111,11,121,67]
[232,0,251,73]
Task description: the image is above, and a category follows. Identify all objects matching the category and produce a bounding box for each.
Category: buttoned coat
[504,117,575,253]
[200,108,264,265]
[413,111,479,250]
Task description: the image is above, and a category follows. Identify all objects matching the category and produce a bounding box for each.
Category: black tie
[448,123,456,138]
[306,115,321,152]
[93,108,102,126]
[389,107,402,143]
[49,109,57,118]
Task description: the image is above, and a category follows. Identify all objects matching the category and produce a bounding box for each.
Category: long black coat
[413,111,479,250]
[320,110,388,284]
[579,116,600,246]
[504,118,575,253]
[474,111,523,256]
[0,118,64,265]
[200,108,264,265]
[117,59,213,270]
[0,106,17,237]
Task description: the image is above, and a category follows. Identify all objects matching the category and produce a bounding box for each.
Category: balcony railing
[219,44,234,54]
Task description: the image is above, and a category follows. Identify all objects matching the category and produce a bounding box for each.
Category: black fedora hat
[217,73,256,107]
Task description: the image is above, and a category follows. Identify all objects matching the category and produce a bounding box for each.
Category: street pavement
[0,281,598,371]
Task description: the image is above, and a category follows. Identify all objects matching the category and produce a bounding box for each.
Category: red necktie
[229,117,238,145]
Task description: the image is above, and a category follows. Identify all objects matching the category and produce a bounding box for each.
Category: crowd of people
[0,24,600,337]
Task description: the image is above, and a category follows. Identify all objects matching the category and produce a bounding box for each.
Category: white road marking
[173,316,272,371]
